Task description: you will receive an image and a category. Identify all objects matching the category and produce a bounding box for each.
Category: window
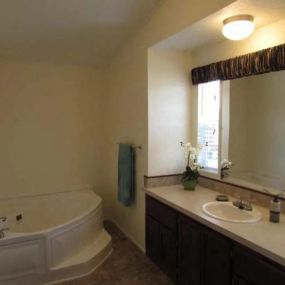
[197,81,221,171]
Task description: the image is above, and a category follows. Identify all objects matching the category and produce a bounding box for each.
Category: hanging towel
[118,143,135,206]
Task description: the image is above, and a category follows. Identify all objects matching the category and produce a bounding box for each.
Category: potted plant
[181,142,202,190]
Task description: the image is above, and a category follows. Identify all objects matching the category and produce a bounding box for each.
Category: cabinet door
[233,245,285,285]
[178,215,201,285]
[146,215,161,265]
[146,215,177,282]
[201,227,232,285]
[160,225,177,282]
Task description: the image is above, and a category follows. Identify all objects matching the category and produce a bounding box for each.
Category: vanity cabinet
[200,226,232,285]
[178,214,231,285]
[146,195,285,285]
[145,196,178,281]
[178,215,200,285]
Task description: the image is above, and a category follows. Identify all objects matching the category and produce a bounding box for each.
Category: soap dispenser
[270,197,281,223]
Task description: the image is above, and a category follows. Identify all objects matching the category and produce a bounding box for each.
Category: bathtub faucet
[0,227,9,239]
[0,217,8,239]
[0,217,7,223]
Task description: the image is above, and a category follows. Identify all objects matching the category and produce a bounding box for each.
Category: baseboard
[109,219,146,253]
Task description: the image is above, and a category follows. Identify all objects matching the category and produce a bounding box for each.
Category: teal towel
[118,143,135,206]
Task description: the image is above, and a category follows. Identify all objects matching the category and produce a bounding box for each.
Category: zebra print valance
[191,43,285,85]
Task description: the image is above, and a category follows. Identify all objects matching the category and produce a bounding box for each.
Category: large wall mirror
[228,70,285,193]
[191,44,285,195]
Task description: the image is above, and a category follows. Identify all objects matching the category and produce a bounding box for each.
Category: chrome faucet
[233,195,253,211]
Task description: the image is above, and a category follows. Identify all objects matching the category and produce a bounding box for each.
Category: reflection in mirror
[226,70,285,193]
[197,81,220,170]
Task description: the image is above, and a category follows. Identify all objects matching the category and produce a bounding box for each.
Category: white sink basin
[202,201,262,223]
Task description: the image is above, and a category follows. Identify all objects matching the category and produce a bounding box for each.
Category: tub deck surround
[144,185,285,268]
[57,221,173,285]
[0,189,112,285]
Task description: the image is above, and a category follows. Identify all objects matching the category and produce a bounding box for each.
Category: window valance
[191,43,285,85]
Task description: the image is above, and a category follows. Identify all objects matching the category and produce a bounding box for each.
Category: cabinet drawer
[146,195,177,232]
[233,245,285,285]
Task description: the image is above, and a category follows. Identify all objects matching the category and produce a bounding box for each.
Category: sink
[202,201,262,223]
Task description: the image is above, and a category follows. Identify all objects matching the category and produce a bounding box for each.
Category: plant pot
[182,179,197,191]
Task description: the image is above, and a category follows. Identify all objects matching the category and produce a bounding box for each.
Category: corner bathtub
[0,189,112,285]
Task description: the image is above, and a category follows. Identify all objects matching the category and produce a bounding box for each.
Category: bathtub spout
[0,228,9,239]
[0,216,8,238]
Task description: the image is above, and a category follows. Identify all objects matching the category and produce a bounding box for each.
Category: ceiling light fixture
[222,15,255,41]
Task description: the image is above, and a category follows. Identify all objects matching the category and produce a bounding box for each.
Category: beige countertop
[144,184,285,267]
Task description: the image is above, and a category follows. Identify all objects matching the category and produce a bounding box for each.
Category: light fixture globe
[222,15,255,41]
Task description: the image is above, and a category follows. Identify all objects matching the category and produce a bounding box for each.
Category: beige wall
[0,61,107,199]
[102,0,233,249]
[148,49,192,176]
[228,79,249,174]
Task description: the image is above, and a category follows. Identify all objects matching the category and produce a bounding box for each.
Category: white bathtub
[0,189,112,285]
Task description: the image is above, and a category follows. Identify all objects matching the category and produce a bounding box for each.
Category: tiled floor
[57,221,174,285]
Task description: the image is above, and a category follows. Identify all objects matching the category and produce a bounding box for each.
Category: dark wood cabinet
[160,225,177,281]
[178,215,201,285]
[178,214,232,285]
[200,227,232,285]
[233,245,285,285]
[146,196,178,282]
[146,195,177,232]
[146,215,161,264]
[145,195,285,285]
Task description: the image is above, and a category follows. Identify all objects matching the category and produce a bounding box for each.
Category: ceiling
[154,0,285,51]
[0,0,161,66]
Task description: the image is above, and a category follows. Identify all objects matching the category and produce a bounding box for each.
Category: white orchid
[181,142,203,172]
[181,142,203,189]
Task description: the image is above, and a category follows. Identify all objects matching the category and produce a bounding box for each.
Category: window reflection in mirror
[197,81,221,171]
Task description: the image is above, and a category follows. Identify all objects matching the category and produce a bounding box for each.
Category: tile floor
[56,221,174,285]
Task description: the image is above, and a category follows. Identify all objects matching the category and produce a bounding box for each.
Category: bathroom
[0,0,285,284]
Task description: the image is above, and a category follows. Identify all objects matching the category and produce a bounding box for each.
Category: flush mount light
[222,15,255,41]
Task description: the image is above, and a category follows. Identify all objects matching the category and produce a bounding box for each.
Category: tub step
[50,229,112,271]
